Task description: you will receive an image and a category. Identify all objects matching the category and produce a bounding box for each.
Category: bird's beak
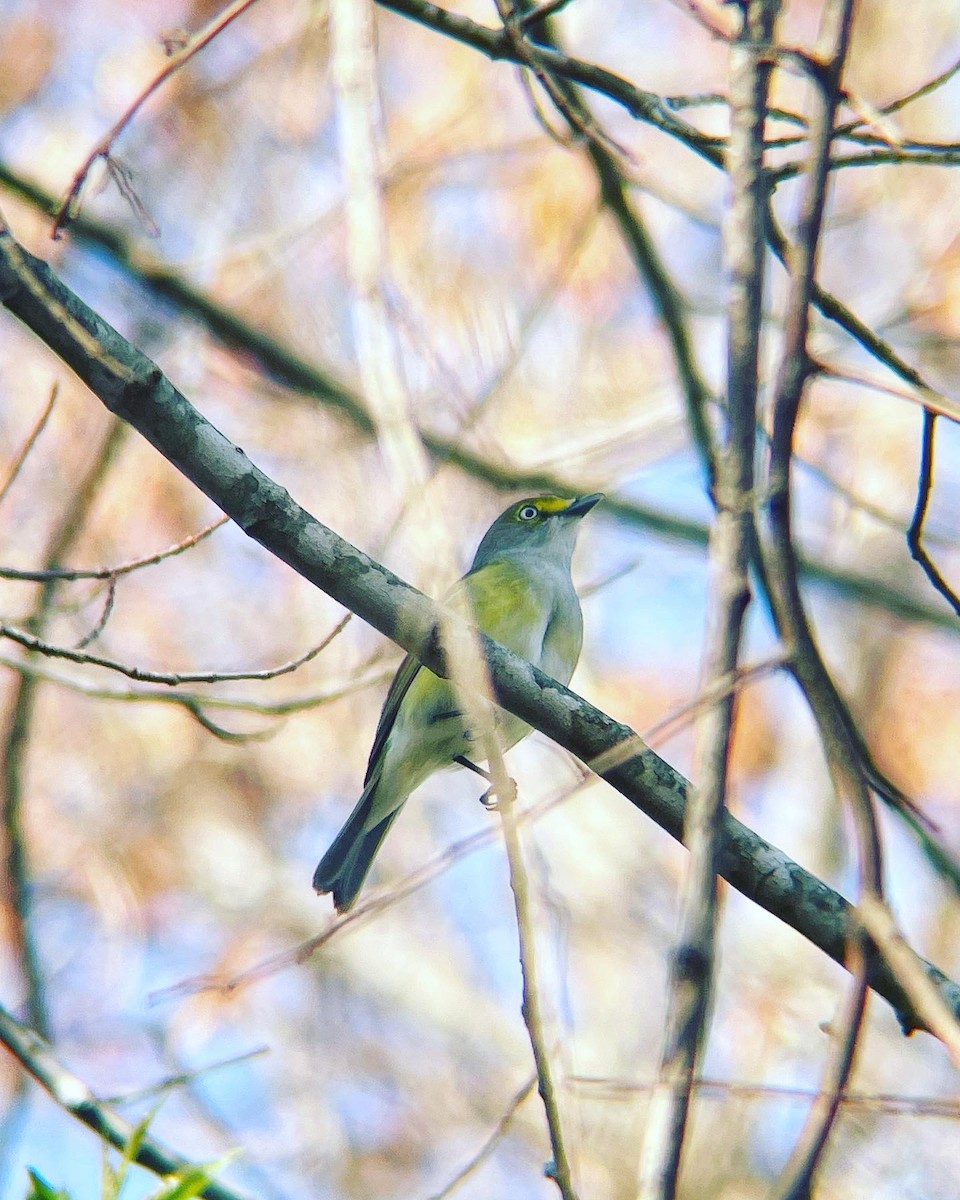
[563,492,604,518]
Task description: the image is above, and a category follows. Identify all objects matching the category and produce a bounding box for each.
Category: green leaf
[148,1151,239,1200]
[25,1169,71,1200]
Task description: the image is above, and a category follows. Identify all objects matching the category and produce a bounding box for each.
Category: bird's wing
[363,558,549,786]
[540,592,583,686]
[363,652,423,786]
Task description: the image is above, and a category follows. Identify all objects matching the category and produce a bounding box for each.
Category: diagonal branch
[0,1000,251,1200]
[376,0,724,164]
[1,223,958,1041]
[1,165,953,630]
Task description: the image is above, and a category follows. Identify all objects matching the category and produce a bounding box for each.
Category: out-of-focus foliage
[0,0,959,1197]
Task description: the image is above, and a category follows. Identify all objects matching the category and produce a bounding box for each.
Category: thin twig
[507,0,718,488]
[53,0,263,236]
[0,652,386,719]
[496,776,579,1200]
[858,897,960,1068]
[100,1047,270,1107]
[572,1074,960,1116]
[834,54,960,132]
[811,360,960,425]
[0,514,230,582]
[0,612,352,687]
[767,942,868,1200]
[518,0,576,28]
[152,785,585,999]
[906,411,960,615]
[375,0,724,165]
[494,0,633,163]
[332,25,575,1183]
[0,383,57,505]
[157,661,791,1003]
[371,0,960,497]
[74,575,116,648]
[425,1075,537,1200]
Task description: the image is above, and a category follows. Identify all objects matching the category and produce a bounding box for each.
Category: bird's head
[471,493,603,569]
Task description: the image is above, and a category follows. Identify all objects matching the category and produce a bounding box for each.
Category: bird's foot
[480,775,517,811]
[453,755,516,810]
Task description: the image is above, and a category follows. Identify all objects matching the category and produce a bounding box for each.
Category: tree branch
[0,1001,251,1200]
[0,164,953,630]
[0,223,958,1040]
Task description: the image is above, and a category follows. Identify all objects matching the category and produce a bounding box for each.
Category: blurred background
[0,0,959,1195]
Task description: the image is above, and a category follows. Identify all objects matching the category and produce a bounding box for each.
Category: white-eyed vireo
[313,493,602,911]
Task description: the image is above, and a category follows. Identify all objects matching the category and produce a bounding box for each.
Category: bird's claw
[480,787,499,811]
[479,775,517,810]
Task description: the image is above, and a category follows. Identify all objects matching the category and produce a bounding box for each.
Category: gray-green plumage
[313,493,602,911]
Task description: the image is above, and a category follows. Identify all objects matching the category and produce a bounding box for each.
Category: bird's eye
[517,504,539,522]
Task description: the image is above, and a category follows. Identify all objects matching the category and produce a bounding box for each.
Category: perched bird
[313,493,603,912]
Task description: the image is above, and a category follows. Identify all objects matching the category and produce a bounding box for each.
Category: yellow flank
[460,560,547,653]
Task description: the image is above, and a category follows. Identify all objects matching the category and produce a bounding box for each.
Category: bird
[313,493,603,912]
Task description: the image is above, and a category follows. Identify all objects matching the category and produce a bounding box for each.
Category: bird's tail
[313,777,401,913]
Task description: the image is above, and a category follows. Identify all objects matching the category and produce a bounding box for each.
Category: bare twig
[0,612,352,687]
[0,383,56,505]
[0,650,384,713]
[375,0,724,165]
[506,0,718,488]
[0,514,230,582]
[518,0,577,28]
[767,942,868,1200]
[100,1048,270,1107]
[331,15,577,1183]
[363,2,956,518]
[858,897,960,1069]
[834,54,960,132]
[906,411,960,615]
[810,360,960,431]
[152,787,582,999]
[0,653,385,748]
[74,575,116,647]
[494,0,632,163]
[426,1075,537,1200]
[53,0,263,236]
[668,0,737,42]
[496,775,579,1200]
[571,1074,960,1117]
[155,661,790,1002]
